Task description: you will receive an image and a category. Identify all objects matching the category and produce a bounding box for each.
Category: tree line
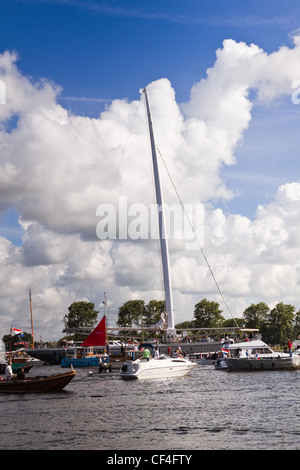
[177,299,300,347]
[5,298,299,350]
[63,298,300,347]
[113,298,300,347]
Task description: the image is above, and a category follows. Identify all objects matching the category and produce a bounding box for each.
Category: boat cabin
[226,340,274,358]
[65,346,100,360]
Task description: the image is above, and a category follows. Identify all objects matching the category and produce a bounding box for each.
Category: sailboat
[120,88,196,380]
[61,316,108,367]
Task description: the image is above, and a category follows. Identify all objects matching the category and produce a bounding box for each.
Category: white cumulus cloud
[1,35,300,340]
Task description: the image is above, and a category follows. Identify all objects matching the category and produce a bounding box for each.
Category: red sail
[80,316,106,347]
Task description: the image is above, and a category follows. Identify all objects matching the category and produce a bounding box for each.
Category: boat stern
[120,360,139,379]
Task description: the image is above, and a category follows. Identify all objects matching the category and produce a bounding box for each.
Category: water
[1,364,299,450]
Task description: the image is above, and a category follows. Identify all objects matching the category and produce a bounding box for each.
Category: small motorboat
[120,354,197,380]
[0,369,76,392]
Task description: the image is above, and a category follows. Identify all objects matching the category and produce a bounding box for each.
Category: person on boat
[5,362,13,380]
[287,340,293,357]
[16,368,26,380]
[238,348,246,358]
[132,343,139,360]
[142,348,151,361]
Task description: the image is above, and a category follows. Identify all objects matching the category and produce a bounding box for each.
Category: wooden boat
[0,369,76,392]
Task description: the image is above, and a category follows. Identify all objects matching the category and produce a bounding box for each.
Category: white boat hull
[120,355,197,380]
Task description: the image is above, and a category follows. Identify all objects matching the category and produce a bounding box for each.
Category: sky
[1,0,300,341]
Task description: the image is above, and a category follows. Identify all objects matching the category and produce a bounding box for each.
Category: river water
[1,364,299,451]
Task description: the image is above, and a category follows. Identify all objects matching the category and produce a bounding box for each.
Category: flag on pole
[222,348,229,357]
[11,328,23,335]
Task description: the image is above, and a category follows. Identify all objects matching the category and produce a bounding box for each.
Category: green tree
[175,320,196,329]
[2,331,32,351]
[262,302,295,346]
[243,302,270,329]
[222,318,245,328]
[193,299,224,328]
[64,301,98,341]
[294,310,300,340]
[117,299,144,327]
[143,300,165,326]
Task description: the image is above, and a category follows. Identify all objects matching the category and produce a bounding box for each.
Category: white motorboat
[214,339,268,370]
[120,354,197,380]
[214,339,300,371]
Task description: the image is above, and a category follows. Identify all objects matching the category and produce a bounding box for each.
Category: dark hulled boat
[0,369,76,393]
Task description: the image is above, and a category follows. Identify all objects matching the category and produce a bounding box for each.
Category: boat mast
[143,88,175,337]
[29,287,34,348]
[103,292,108,348]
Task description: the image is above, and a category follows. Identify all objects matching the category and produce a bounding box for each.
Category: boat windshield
[158,354,168,360]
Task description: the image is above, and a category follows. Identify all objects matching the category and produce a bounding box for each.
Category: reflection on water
[1,365,299,450]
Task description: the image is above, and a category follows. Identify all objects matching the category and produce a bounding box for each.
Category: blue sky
[1,0,300,339]
[1,0,300,227]
[1,0,299,106]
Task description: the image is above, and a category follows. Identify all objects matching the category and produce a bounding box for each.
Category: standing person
[154,347,160,359]
[5,362,13,380]
[142,348,151,361]
[288,339,293,357]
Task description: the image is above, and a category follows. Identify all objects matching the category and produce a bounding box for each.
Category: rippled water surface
[1,364,299,450]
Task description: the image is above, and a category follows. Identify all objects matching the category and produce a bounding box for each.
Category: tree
[2,331,32,351]
[143,300,165,326]
[193,299,224,328]
[222,318,245,328]
[243,302,270,329]
[294,310,300,340]
[64,301,99,341]
[175,320,196,329]
[117,300,144,327]
[262,302,295,346]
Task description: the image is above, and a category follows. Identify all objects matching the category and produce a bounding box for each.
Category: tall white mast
[143,88,175,337]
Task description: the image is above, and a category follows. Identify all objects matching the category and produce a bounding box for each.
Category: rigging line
[156,145,238,326]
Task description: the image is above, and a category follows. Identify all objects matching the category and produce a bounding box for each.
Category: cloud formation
[1,35,300,340]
